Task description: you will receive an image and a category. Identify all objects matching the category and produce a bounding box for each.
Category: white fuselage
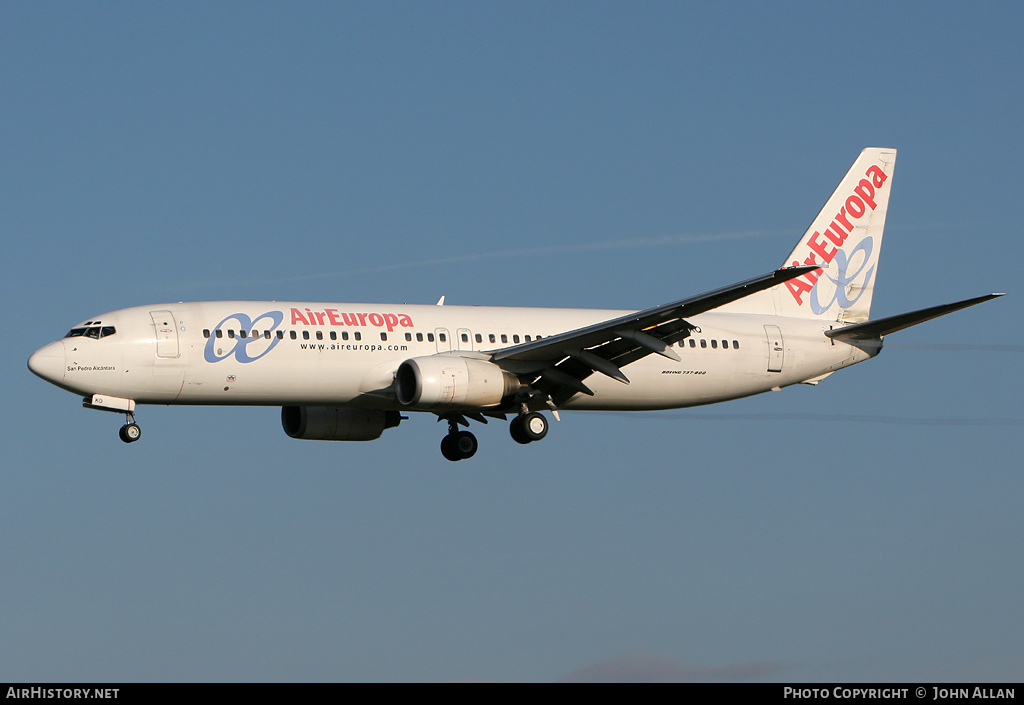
[31,301,874,413]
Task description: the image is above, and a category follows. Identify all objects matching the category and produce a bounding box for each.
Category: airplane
[28,148,1004,461]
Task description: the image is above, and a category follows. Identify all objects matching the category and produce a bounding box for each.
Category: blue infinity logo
[204,311,284,363]
[810,237,875,315]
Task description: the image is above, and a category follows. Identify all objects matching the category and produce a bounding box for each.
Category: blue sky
[2,2,1021,682]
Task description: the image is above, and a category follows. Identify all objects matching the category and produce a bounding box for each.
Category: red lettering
[846,194,866,218]
[291,308,309,325]
[853,178,877,210]
[356,313,368,326]
[824,223,847,246]
[835,207,853,233]
[326,309,342,325]
[807,232,837,264]
[314,311,327,325]
[398,314,413,328]
[786,276,815,304]
[368,313,384,327]
[801,254,822,283]
[342,313,358,326]
[866,164,887,188]
[384,313,399,331]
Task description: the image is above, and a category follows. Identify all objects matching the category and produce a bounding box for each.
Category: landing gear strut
[118,412,141,444]
[440,417,477,461]
[510,411,548,444]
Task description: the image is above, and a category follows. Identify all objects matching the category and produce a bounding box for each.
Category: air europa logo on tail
[786,163,889,308]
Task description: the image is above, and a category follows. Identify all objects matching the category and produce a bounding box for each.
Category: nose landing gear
[118,412,141,444]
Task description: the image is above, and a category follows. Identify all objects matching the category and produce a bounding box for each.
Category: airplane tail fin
[776,147,897,323]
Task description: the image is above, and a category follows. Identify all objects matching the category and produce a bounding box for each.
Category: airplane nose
[28,340,66,384]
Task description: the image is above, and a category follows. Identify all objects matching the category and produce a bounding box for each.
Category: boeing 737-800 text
[28,148,1003,460]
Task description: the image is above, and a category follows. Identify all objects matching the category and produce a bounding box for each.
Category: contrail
[169,229,785,293]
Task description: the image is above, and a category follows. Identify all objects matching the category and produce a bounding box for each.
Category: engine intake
[395,356,519,408]
[281,406,401,441]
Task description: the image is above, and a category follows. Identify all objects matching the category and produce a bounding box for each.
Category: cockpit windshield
[65,325,116,339]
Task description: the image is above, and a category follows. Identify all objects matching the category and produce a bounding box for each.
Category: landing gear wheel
[441,431,478,461]
[510,412,548,444]
[119,423,141,443]
[510,417,530,444]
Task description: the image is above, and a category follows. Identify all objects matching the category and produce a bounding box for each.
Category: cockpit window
[65,325,116,339]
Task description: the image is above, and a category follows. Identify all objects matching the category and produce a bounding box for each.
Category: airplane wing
[488,266,819,406]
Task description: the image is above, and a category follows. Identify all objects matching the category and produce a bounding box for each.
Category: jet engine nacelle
[395,356,520,408]
[281,406,401,441]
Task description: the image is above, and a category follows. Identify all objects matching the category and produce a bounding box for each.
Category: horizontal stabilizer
[825,293,1004,341]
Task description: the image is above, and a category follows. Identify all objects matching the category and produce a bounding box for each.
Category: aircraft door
[151,310,180,358]
[456,328,474,351]
[764,324,784,372]
[435,328,452,353]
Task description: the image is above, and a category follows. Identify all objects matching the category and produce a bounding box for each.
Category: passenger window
[700,339,706,348]
[406,333,412,342]
[688,339,695,347]
[475,334,482,343]
[330,331,337,341]
[427,333,434,342]
[228,330,236,339]
[439,333,447,342]
[316,331,323,340]
[240,330,247,338]
[290,331,297,340]
[216,330,224,339]
[722,340,729,349]
[354,332,361,341]
[733,340,740,349]
[489,334,496,343]
[513,335,520,343]
[342,331,349,341]
[416,333,423,342]
[500,334,508,343]
[461,333,469,343]
[525,335,531,342]
[251,330,259,338]
[203,329,211,339]
[380,332,387,341]
[711,339,718,349]
[276,331,284,339]
[265,331,272,340]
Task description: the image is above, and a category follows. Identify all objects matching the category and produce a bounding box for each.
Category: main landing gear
[118,412,141,444]
[437,410,551,461]
[509,411,548,444]
[440,415,478,462]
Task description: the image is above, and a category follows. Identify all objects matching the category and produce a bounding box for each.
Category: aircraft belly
[173,350,380,406]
